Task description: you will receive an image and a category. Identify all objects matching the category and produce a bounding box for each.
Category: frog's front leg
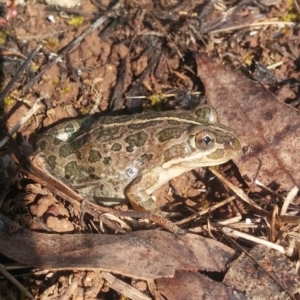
[125,167,169,216]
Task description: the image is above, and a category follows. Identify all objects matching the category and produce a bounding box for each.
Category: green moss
[67,16,84,26]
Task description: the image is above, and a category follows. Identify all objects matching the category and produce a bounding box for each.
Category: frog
[32,106,241,216]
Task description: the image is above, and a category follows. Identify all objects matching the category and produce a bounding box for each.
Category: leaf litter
[0,0,300,299]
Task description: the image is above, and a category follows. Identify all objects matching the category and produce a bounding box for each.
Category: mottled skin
[35,106,241,215]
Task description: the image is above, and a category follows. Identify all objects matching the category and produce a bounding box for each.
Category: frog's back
[37,111,198,184]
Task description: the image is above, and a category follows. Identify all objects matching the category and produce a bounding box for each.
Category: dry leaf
[223,245,300,298]
[195,53,300,191]
[0,213,235,280]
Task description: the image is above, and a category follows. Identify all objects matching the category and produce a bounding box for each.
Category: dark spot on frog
[65,161,81,179]
[111,143,122,151]
[102,157,112,166]
[65,161,95,180]
[194,106,212,124]
[137,153,153,166]
[59,135,89,158]
[74,135,89,148]
[38,140,47,151]
[53,138,63,145]
[215,133,233,144]
[88,149,102,163]
[207,148,225,160]
[124,131,148,152]
[156,127,185,142]
[97,127,119,143]
[261,110,273,121]
[104,115,133,124]
[49,128,59,138]
[46,155,57,170]
[163,143,187,162]
[59,144,74,158]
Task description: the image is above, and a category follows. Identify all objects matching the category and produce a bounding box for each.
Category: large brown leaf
[223,245,300,298]
[0,213,235,280]
[195,53,300,191]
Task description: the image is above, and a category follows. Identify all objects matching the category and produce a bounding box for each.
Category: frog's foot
[128,198,185,235]
[129,196,181,218]
[130,197,165,216]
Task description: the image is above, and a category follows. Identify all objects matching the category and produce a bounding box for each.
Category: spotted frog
[33,106,241,216]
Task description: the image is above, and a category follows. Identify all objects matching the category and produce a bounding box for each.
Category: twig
[293,0,300,14]
[210,21,295,34]
[221,226,285,253]
[176,196,236,226]
[209,167,269,215]
[0,98,44,149]
[0,43,43,104]
[23,2,121,90]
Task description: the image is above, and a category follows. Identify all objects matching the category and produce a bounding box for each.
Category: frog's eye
[193,131,215,150]
[202,136,212,145]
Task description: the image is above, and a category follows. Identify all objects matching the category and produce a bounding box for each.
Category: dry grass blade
[209,167,269,216]
[176,196,237,226]
[0,263,34,300]
[209,21,295,34]
[281,186,299,215]
[0,43,43,105]
[23,2,121,90]
[221,226,285,253]
[101,272,151,300]
[0,98,44,149]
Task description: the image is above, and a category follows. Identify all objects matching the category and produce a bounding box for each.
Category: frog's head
[188,125,241,165]
[187,105,241,166]
[161,124,241,170]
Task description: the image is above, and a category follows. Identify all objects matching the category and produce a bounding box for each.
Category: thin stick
[23,2,121,90]
[221,226,285,253]
[210,21,295,34]
[209,167,269,215]
[0,44,43,104]
[0,98,44,149]
[176,196,236,226]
